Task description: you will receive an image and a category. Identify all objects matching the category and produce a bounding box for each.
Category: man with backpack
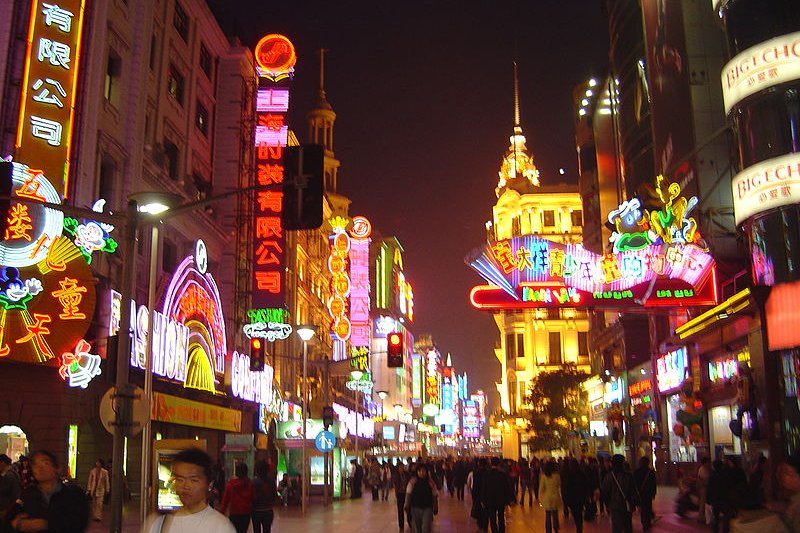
[601,454,637,533]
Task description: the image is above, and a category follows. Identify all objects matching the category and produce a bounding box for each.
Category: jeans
[640,498,653,529]
[229,514,251,533]
[545,510,560,533]
[486,505,506,533]
[455,483,465,501]
[519,482,533,506]
[251,510,274,533]
[410,506,433,533]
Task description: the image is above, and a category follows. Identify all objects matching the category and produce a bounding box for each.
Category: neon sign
[656,348,688,393]
[113,253,227,394]
[58,338,100,388]
[252,35,293,310]
[348,216,371,346]
[629,379,652,397]
[327,217,351,341]
[708,357,739,383]
[243,307,292,340]
[332,402,374,439]
[62,199,117,263]
[230,351,274,403]
[15,0,86,197]
[411,354,422,403]
[349,346,370,373]
[426,349,440,406]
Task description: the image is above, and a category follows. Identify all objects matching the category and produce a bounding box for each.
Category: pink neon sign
[348,218,371,346]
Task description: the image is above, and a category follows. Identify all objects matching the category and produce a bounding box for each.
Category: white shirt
[145,506,236,533]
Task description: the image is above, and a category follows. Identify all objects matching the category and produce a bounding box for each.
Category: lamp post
[350,370,363,462]
[130,192,181,528]
[296,325,317,514]
[377,391,388,419]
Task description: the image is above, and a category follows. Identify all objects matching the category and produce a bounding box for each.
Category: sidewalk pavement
[88,485,711,532]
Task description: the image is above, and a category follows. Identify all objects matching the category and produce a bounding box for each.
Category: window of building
[509,380,517,414]
[516,333,525,358]
[578,331,589,356]
[543,210,556,227]
[167,65,184,105]
[195,101,209,136]
[163,140,179,180]
[547,308,561,320]
[511,216,521,236]
[548,332,562,365]
[97,157,116,203]
[506,333,515,361]
[104,51,121,106]
[571,210,583,227]
[162,240,177,273]
[173,2,189,42]
[199,43,213,78]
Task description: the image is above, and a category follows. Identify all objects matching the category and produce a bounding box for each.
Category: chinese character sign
[328,217,351,342]
[348,217,371,346]
[252,80,291,308]
[16,0,86,198]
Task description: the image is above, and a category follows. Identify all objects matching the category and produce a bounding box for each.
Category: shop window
[97,156,116,203]
[547,308,561,320]
[578,331,589,356]
[506,333,515,361]
[666,394,698,462]
[516,333,525,359]
[173,1,189,42]
[511,216,521,236]
[571,210,583,227]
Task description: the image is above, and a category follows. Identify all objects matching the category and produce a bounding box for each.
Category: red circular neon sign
[254,34,297,74]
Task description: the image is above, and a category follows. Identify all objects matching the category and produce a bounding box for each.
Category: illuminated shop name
[656,347,687,393]
[722,31,800,114]
[732,152,800,225]
[522,285,580,304]
[125,301,190,381]
[349,346,370,372]
[411,354,422,402]
[348,216,371,346]
[328,216,351,341]
[628,379,652,397]
[332,402,374,439]
[708,358,738,383]
[243,307,292,340]
[230,350,274,403]
[426,349,440,404]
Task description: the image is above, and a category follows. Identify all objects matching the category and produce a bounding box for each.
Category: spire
[314,48,332,111]
[513,61,521,133]
[446,353,453,367]
[495,61,540,197]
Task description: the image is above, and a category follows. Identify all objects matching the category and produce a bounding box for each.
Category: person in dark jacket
[251,460,276,533]
[481,457,514,533]
[392,462,411,530]
[562,458,589,533]
[350,459,363,499]
[470,459,489,531]
[452,460,467,501]
[8,450,89,533]
[404,464,438,533]
[633,457,657,530]
[600,454,636,533]
[0,454,21,532]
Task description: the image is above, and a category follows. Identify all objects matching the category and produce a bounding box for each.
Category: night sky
[209,1,610,410]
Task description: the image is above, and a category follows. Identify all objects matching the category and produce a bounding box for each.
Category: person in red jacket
[220,462,255,533]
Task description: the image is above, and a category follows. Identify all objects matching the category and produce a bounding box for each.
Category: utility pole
[323,356,330,505]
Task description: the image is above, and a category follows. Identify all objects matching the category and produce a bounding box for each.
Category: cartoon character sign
[607,399,625,445]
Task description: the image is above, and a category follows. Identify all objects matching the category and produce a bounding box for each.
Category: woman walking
[404,464,438,533]
[251,461,276,533]
[220,462,255,533]
[539,460,563,533]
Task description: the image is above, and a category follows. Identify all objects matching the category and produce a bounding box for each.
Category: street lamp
[296,325,317,514]
[377,390,388,419]
[108,191,180,533]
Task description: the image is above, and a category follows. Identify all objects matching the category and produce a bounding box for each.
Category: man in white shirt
[145,448,235,533]
[86,459,110,521]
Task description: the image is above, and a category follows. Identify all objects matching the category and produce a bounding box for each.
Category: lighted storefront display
[657,348,699,462]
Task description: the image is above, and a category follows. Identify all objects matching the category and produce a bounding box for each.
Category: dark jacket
[562,464,589,506]
[481,467,514,508]
[633,466,657,501]
[12,481,89,533]
[601,469,636,513]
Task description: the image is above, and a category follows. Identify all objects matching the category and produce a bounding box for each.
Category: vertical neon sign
[348,216,371,346]
[16,0,86,198]
[328,216,351,342]
[252,34,296,308]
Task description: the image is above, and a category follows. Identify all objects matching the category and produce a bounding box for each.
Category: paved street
[89,486,710,532]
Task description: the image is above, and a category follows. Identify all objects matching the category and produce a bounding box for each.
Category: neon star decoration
[58,339,102,388]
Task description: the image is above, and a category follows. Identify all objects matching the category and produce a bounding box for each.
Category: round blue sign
[314,430,336,453]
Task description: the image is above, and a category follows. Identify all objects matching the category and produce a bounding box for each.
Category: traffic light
[387,332,403,368]
[250,338,265,371]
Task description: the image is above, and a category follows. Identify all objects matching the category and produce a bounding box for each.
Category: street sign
[99,386,149,436]
[314,430,336,453]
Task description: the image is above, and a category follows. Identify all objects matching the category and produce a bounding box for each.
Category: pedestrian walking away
[539,460,563,533]
[633,457,657,530]
[393,462,411,530]
[86,459,110,522]
[220,462,255,533]
[601,454,636,533]
[251,460,276,533]
[482,457,515,533]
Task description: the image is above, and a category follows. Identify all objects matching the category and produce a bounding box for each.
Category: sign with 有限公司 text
[16,0,86,198]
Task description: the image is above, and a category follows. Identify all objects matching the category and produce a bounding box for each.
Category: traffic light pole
[323,357,330,505]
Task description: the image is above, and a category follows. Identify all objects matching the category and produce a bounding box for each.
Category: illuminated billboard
[327,216,351,342]
[348,216,371,346]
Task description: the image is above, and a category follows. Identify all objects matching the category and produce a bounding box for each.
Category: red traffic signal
[250,338,265,371]
[387,332,403,368]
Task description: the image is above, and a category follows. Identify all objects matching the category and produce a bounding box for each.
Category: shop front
[655,346,698,482]
[627,364,658,463]
[274,418,345,499]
